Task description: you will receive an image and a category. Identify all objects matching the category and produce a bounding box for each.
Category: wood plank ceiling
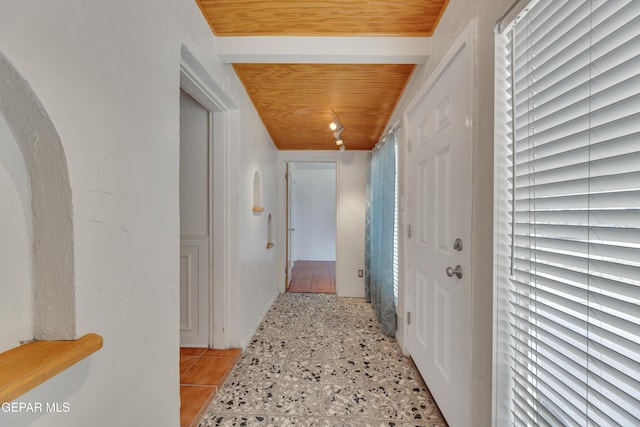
[196,0,449,150]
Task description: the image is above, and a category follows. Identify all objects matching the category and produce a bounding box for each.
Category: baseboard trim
[240,291,279,350]
[396,327,408,356]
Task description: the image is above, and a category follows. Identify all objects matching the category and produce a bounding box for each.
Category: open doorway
[286,162,337,294]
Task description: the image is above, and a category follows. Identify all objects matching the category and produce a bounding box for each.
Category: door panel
[179,239,209,345]
[433,280,450,379]
[417,159,429,246]
[179,89,210,348]
[415,271,428,349]
[435,146,451,254]
[408,42,472,427]
[179,247,195,331]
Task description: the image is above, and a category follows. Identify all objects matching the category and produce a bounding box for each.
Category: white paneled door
[408,40,472,427]
[179,89,211,348]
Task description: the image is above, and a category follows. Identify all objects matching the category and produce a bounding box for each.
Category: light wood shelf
[0,333,103,403]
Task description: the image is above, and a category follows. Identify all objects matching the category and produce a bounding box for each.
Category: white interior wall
[232,106,280,349]
[0,112,32,353]
[292,162,336,262]
[0,1,278,426]
[387,0,512,425]
[278,151,367,298]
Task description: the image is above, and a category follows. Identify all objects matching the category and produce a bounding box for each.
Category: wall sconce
[329,110,346,151]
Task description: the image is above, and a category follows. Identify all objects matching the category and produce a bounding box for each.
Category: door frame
[277,155,338,294]
[180,46,237,349]
[285,163,290,288]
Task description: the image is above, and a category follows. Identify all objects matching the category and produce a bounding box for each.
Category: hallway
[287,261,336,294]
[197,293,446,426]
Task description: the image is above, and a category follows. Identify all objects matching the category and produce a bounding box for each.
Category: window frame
[493,0,640,425]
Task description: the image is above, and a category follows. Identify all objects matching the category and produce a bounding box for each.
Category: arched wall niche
[252,171,263,212]
[0,51,75,341]
[266,213,274,249]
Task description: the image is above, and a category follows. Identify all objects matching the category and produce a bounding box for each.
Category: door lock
[446,265,463,279]
[453,238,463,251]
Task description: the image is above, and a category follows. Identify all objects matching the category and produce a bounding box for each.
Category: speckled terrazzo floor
[197,293,447,427]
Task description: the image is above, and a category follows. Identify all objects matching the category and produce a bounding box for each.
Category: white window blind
[494,0,640,425]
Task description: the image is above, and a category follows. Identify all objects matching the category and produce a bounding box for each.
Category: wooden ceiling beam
[215,36,431,64]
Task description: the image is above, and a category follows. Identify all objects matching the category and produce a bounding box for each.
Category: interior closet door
[179,88,210,348]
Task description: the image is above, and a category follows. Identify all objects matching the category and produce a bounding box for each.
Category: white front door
[408,41,472,427]
[179,88,210,348]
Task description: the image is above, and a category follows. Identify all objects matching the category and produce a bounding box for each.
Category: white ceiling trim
[215,36,431,64]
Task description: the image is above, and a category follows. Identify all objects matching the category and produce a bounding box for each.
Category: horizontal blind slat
[513,190,640,211]
[515,131,640,169]
[513,171,640,198]
[586,380,640,424]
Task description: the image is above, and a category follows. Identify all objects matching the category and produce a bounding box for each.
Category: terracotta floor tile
[288,281,311,292]
[201,348,241,358]
[181,357,236,386]
[288,286,309,293]
[180,347,206,357]
[295,264,315,270]
[180,356,198,375]
[311,284,334,293]
[313,279,332,286]
[180,385,215,427]
[288,261,336,294]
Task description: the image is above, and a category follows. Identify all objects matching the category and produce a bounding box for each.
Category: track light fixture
[329,110,346,151]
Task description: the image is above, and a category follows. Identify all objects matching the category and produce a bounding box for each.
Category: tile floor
[197,293,447,427]
[287,261,336,294]
[180,348,242,427]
